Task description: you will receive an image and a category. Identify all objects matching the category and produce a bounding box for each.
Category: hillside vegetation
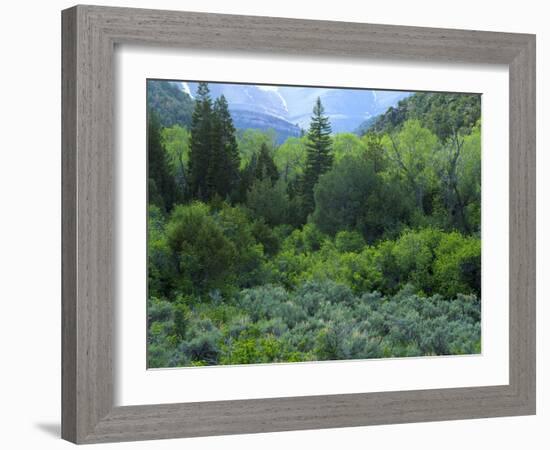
[147,81,482,367]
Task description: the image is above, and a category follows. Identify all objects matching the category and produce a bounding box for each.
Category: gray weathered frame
[61,4,536,444]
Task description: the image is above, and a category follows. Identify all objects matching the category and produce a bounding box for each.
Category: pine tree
[147,110,180,211]
[188,82,213,200]
[237,152,258,203]
[302,97,333,213]
[209,95,240,198]
[255,142,279,184]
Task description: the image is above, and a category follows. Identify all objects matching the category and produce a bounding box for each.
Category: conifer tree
[147,110,179,211]
[188,82,213,200]
[255,142,279,184]
[237,152,258,203]
[209,95,240,198]
[302,97,333,213]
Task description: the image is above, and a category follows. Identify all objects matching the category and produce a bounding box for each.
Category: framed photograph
[62,5,536,444]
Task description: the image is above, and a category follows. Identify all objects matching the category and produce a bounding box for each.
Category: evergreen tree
[188,82,213,200]
[302,97,333,213]
[209,95,241,198]
[238,143,279,203]
[255,142,279,184]
[147,110,180,211]
[237,152,258,203]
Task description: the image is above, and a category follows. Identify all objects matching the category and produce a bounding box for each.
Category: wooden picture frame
[62,4,536,444]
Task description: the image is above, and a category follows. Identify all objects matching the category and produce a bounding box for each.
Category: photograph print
[146,79,481,368]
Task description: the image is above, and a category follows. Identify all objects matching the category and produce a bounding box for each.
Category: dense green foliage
[357,92,481,142]
[147,85,482,367]
[148,112,182,211]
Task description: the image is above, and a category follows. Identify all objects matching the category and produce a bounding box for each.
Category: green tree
[237,141,278,203]
[147,205,177,297]
[209,95,241,199]
[255,142,279,184]
[273,136,308,183]
[381,120,438,216]
[312,156,408,242]
[214,203,265,288]
[166,202,237,293]
[433,231,481,297]
[362,133,387,173]
[188,82,214,200]
[148,110,180,211]
[161,125,190,194]
[302,97,333,214]
[237,128,277,168]
[436,123,481,233]
[332,133,366,163]
[247,178,289,226]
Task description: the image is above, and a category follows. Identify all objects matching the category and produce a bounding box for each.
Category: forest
[147,81,482,367]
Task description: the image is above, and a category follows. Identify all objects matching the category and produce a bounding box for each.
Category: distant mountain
[354,116,379,136]
[278,86,410,134]
[148,80,411,144]
[229,110,303,143]
[198,82,290,120]
[147,80,194,128]
[189,82,409,141]
[188,82,302,144]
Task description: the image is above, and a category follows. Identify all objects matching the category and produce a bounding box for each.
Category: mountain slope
[147,80,194,128]
[189,82,410,140]
[356,92,481,141]
[279,86,410,133]
[147,79,414,144]
[188,82,302,144]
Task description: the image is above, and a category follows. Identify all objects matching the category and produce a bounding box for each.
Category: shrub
[180,330,222,365]
[336,248,384,294]
[434,232,481,297]
[148,296,174,324]
[213,203,266,287]
[390,227,443,295]
[148,206,177,297]
[166,202,238,293]
[149,216,481,367]
[314,327,342,360]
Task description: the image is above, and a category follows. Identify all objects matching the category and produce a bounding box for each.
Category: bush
[180,330,222,365]
[433,232,481,297]
[389,227,443,295]
[214,203,266,287]
[372,228,481,297]
[149,211,481,368]
[148,206,177,297]
[165,202,269,293]
[166,202,238,293]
